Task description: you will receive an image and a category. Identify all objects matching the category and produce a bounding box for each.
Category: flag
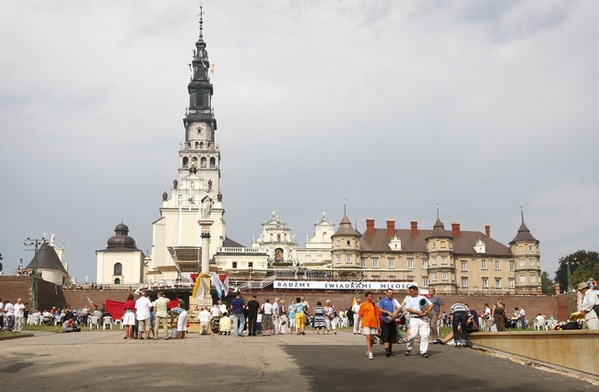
[211,272,223,299]
[87,296,98,309]
[195,279,206,299]
[191,274,201,298]
[210,64,215,75]
[221,274,230,297]
[352,296,357,308]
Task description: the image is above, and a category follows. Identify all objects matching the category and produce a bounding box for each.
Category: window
[442,272,448,281]
[113,263,122,276]
[336,256,341,264]
[510,262,515,271]
[423,277,429,287]
[530,275,536,283]
[461,261,467,271]
[441,257,447,265]
[114,278,121,284]
[372,259,378,269]
[346,255,352,264]
[529,259,535,266]
[482,278,489,288]
[528,245,533,252]
[432,257,437,265]
[346,240,351,246]
[519,274,526,283]
[336,240,341,247]
[495,260,500,270]
[360,259,366,268]
[232,262,237,269]
[509,279,515,288]
[431,242,437,249]
[481,260,487,270]
[495,278,502,288]
[388,259,395,269]
[519,259,525,266]
[432,273,438,282]
[461,278,468,288]
[407,259,413,269]
[423,259,428,268]
[248,262,253,268]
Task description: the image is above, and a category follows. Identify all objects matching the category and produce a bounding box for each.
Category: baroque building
[329,212,541,294]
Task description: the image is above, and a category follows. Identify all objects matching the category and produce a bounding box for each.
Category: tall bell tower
[148,7,225,283]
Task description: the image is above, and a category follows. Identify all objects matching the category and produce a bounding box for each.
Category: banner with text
[273,280,415,291]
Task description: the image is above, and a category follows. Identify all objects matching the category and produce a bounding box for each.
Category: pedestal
[197,219,214,307]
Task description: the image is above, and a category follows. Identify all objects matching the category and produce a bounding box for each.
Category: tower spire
[520,204,525,223]
[198,4,204,39]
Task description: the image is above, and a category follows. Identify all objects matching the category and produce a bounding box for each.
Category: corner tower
[147,9,225,283]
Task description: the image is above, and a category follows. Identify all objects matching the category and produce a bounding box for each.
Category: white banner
[273,280,415,291]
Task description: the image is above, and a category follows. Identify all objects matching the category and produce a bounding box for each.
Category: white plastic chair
[102,316,113,330]
[89,316,100,329]
[534,319,546,330]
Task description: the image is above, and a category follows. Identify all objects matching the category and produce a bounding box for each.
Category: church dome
[107,223,137,249]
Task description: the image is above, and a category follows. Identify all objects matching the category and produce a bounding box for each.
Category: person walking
[357,291,380,360]
[352,298,362,334]
[378,289,401,357]
[404,285,433,358]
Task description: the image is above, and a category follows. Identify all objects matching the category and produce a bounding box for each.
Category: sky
[1,0,598,283]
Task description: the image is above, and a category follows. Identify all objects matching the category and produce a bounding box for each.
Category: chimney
[485,225,491,238]
[410,220,418,237]
[387,219,395,237]
[366,218,375,236]
[452,222,461,238]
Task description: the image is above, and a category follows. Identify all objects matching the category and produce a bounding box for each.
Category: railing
[217,247,264,254]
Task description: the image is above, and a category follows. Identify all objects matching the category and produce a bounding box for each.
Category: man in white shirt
[404,285,433,358]
[272,298,280,334]
[198,307,212,335]
[578,281,599,330]
[519,307,526,329]
[135,292,153,340]
[14,298,25,333]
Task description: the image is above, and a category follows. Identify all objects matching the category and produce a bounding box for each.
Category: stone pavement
[0,330,596,391]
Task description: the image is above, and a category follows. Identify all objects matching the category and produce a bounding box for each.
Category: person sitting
[219,312,232,335]
[62,319,81,333]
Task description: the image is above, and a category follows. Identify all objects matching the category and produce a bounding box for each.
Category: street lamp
[560,257,579,314]
[23,236,46,312]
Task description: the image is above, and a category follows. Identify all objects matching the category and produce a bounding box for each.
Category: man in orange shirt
[357,291,380,360]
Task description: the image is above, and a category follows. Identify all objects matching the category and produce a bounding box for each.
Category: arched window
[195,141,200,149]
[182,157,189,167]
[200,142,204,149]
[209,157,216,168]
[113,263,122,276]
[114,278,121,284]
[200,157,207,168]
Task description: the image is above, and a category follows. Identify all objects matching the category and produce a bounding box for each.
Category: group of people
[355,286,486,360]
[228,293,341,337]
[0,297,28,333]
[122,291,189,340]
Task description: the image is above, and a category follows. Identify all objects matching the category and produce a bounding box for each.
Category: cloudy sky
[1,1,598,283]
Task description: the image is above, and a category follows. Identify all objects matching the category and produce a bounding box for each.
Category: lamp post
[24,237,45,312]
[560,257,578,314]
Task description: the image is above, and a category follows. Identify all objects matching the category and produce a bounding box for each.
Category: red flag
[87,296,98,309]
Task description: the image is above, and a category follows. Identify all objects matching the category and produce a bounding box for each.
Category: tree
[540,271,554,294]
[555,250,599,292]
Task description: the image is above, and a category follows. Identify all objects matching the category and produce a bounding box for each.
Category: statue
[162,191,168,201]
[200,194,213,219]
[173,179,178,189]
[207,179,212,192]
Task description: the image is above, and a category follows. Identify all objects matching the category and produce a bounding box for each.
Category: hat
[577,282,590,291]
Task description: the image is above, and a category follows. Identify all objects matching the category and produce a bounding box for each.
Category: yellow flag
[211,64,215,75]
[192,275,201,298]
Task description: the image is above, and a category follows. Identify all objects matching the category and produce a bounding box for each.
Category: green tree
[540,271,554,294]
[555,250,599,292]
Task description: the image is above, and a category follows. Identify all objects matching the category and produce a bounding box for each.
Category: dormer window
[474,239,486,254]
[389,235,402,251]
